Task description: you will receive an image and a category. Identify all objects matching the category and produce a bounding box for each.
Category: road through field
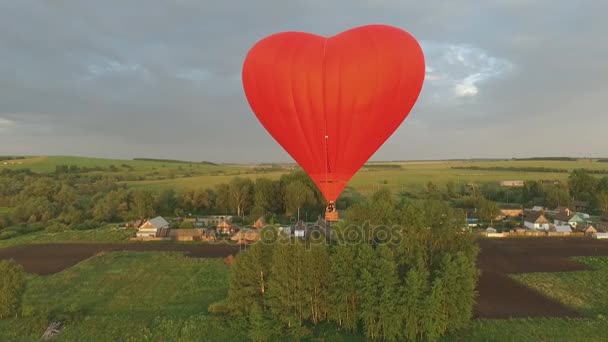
[3,238,608,318]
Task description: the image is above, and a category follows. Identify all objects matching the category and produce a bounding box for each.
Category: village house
[499,180,524,187]
[576,223,598,236]
[551,225,573,234]
[524,212,551,230]
[231,229,260,244]
[553,211,586,228]
[169,229,216,242]
[200,215,234,226]
[136,216,170,238]
[252,216,266,229]
[294,220,307,238]
[216,219,236,235]
[500,209,524,218]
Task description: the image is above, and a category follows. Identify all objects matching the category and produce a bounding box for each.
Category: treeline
[0,156,27,161]
[0,169,357,237]
[453,166,608,175]
[512,157,578,161]
[213,193,479,341]
[133,158,217,165]
[363,163,402,170]
[453,166,570,173]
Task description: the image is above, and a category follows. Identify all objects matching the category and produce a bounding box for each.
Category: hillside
[3,156,608,195]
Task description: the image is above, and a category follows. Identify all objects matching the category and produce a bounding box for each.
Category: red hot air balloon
[242,24,425,212]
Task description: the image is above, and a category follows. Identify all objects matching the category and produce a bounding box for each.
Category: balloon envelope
[242,24,425,202]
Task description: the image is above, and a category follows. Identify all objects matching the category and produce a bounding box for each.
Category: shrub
[179,221,194,229]
[46,222,69,233]
[0,259,26,319]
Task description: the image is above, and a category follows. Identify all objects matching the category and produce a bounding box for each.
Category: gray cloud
[1,0,607,162]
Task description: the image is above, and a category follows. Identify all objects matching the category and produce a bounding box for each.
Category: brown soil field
[2,237,608,318]
[475,237,608,318]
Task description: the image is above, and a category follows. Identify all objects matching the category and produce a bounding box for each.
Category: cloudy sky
[1,1,607,163]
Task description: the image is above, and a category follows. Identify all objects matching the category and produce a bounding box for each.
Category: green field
[1,250,607,341]
[0,226,135,249]
[0,252,362,342]
[0,155,244,176]
[0,207,12,215]
[513,257,608,316]
[3,156,608,196]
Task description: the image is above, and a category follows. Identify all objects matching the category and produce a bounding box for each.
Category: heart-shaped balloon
[242,24,425,202]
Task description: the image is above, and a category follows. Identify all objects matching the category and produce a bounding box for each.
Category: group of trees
[214,191,479,341]
[0,168,332,235]
[0,259,26,319]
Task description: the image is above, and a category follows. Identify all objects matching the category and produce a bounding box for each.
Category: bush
[69,220,102,231]
[0,259,26,319]
[46,222,69,233]
[179,221,194,229]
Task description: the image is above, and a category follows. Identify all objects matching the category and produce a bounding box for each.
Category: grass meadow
[0,252,363,342]
[0,226,135,249]
[3,156,608,196]
[0,250,606,341]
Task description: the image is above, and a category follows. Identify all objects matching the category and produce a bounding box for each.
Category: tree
[545,186,571,208]
[229,178,254,217]
[254,178,282,214]
[523,180,544,204]
[248,304,279,342]
[181,188,211,213]
[283,181,315,216]
[476,198,500,224]
[568,169,597,200]
[215,184,231,213]
[0,259,26,319]
[329,245,358,331]
[376,245,402,341]
[303,241,331,324]
[179,221,194,229]
[157,189,179,215]
[597,190,608,214]
[401,255,430,341]
[227,242,273,316]
[355,244,380,340]
[446,181,457,198]
[130,190,156,220]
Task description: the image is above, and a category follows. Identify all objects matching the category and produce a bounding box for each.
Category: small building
[253,217,266,229]
[576,223,597,236]
[216,219,235,235]
[531,206,545,212]
[553,212,586,228]
[293,220,307,238]
[499,180,524,187]
[553,225,573,233]
[136,216,169,238]
[200,215,234,226]
[169,229,216,241]
[231,229,260,244]
[593,232,608,239]
[524,212,551,230]
[467,218,480,228]
[500,209,524,218]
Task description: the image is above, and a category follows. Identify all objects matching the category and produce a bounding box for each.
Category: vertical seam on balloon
[386,33,407,143]
[322,38,329,201]
[342,30,379,186]
[288,38,316,174]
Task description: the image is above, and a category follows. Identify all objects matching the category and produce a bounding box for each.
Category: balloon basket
[325,211,339,222]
